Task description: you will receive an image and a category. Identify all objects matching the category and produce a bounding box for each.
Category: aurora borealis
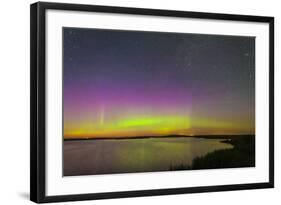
[63,28,255,139]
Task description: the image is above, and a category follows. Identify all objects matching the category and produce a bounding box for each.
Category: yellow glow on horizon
[64,114,254,139]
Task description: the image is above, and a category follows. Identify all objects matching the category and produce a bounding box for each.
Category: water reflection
[64,137,233,176]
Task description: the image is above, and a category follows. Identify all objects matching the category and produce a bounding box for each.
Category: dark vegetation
[170,135,255,171]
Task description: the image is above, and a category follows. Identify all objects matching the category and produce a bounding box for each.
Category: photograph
[63,27,256,176]
[30,2,274,202]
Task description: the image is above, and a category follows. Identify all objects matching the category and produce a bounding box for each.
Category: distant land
[64,134,255,141]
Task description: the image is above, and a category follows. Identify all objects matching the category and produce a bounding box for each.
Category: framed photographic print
[30,2,274,203]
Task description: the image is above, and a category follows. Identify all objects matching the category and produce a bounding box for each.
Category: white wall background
[0,0,279,204]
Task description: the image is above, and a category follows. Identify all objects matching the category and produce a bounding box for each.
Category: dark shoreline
[170,135,255,171]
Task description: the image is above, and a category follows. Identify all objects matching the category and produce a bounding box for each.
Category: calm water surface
[64,137,233,176]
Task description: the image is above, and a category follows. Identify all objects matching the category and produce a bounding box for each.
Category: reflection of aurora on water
[64,137,234,176]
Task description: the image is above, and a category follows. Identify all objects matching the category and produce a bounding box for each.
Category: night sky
[63,27,255,138]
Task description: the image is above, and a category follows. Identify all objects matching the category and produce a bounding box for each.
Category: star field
[63,28,255,138]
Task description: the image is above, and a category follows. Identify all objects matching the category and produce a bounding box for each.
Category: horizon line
[64,134,255,140]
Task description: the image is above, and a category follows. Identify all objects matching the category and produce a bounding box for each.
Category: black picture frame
[30,2,274,203]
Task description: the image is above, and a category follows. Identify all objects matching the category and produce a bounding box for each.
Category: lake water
[64,137,233,176]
